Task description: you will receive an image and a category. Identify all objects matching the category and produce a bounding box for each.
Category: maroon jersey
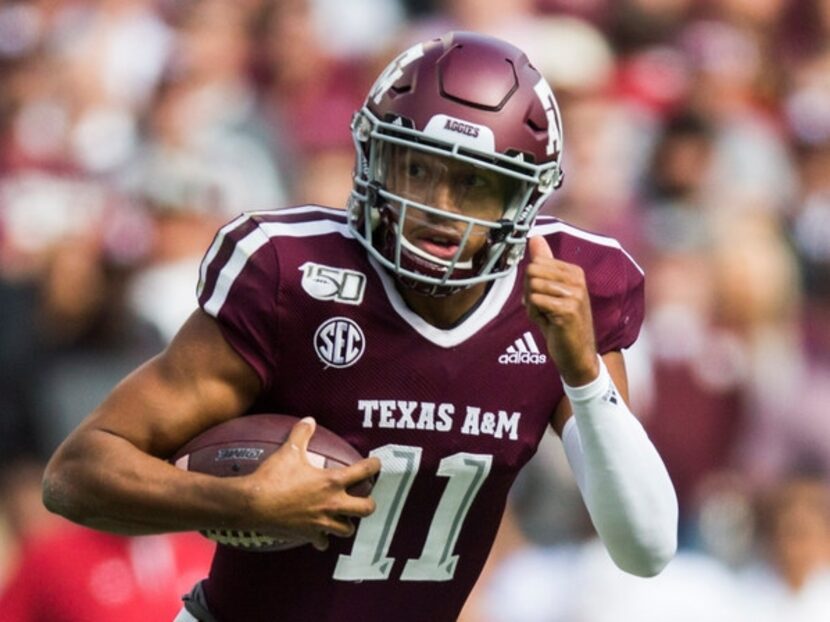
[196,206,644,622]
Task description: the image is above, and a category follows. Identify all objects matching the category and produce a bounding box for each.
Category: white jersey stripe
[514,338,528,353]
[530,221,644,276]
[204,226,271,316]
[523,331,540,353]
[203,218,354,316]
[259,220,353,239]
[198,214,250,298]
[270,205,347,217]
[224,206,347,221]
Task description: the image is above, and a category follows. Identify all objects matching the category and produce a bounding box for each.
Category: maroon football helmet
[349,31,564,296]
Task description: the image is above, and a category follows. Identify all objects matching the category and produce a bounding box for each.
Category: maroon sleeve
[197,217,279,391]
[595,251,645,354]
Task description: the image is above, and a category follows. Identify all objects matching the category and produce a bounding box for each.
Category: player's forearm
[562,357,678,577]
[43,428,253,536]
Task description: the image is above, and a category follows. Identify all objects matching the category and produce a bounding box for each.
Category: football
[171,414,372,551]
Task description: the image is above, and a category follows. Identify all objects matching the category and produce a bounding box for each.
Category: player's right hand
[242,418,379,551]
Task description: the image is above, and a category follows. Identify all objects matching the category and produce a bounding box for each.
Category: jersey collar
[368,256,518,348]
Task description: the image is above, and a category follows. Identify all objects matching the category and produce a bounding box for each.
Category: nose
[430,180,461,214]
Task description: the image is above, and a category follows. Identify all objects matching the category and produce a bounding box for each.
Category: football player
[43,32,678,622]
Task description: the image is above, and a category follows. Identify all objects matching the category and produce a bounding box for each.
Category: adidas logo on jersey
[498,332,547,365]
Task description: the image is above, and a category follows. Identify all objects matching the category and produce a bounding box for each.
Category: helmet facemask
[349,108,561,296]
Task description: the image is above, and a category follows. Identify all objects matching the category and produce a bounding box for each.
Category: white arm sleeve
[561,356,678,577]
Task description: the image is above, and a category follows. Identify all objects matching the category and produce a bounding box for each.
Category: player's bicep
[80,310,261,457]
[550,350,629,436]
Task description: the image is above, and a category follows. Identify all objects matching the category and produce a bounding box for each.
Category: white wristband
[562,355,617,403]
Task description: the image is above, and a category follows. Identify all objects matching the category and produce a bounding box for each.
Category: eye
[459,173,489,189]
[406,162,428,180]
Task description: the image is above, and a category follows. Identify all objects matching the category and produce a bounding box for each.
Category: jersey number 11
[333,444,492,582]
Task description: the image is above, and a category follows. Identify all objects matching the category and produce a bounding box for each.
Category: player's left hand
[524,235,599,387]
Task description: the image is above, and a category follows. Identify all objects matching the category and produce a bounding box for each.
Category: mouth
[413,229,462,260]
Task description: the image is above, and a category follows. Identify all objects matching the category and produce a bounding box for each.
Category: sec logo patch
[314,317,365,368]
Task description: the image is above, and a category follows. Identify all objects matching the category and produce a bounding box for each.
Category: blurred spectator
[255,0,373,206]
[1,430,196,622]
[308,0,405,58]
[30,224,163,454]
[524,16,616,95]
[679,19,797,210]
[737,474,830,621]
[124,149,233,342]
[641,110,715,252]
[141,0,287,212]
[735,116,830,489]
[0,518,214,621]
[610,0,696,53]
[530,16,651,253]
[0,172,163,456]
[0,0,174,175]
[59,0,174,174]
[475,533,744,622]
[631,103,806,538]
[642,245,749,535]
[1,46,75,172]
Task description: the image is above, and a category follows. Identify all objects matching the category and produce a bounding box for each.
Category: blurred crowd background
[0,0,828,620]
